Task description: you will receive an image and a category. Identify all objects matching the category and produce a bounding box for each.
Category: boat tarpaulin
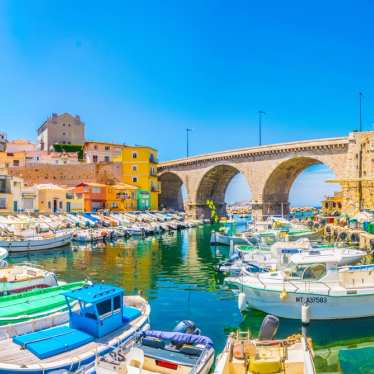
[144,330,213,348]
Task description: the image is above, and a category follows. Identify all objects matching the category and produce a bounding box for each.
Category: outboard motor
[258,315,279,340]
[173,320,201,335]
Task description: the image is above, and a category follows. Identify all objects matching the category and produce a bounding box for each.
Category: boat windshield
[286,263,327,280]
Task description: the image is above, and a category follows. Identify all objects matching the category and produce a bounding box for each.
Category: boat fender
[301,304,311,325]
[279,289,288,301]
[238,292,246,312]
[258,314,279,340]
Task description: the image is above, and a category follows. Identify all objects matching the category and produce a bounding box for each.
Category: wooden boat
[0,281,84,325]
[0,264,58,295]
[0,283,150,373]
[92,327,214,374]
[214,315,315,374]
[0,231,72,252]
[227,262,374,320]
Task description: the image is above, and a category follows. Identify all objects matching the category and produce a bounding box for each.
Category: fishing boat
[0,231,72,252]
[0,281,84,325]
[226,261,374,320]
[210,230,252,246]
[91,320,214,374]
[214,315,316,374]
[0,264,59,295]
[0,283,150,373]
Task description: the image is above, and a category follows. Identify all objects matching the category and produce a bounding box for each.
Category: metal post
[186,128,192,158]
[258,110,265,146]
[359,92,363,132]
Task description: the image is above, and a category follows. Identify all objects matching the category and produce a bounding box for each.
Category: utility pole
[258,110,265,146]
[359,92,363,132]
[186,128,192,158]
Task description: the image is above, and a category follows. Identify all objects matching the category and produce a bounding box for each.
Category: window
[132,177,138,183]
[105,146,110,151]
[62,132,66,136]
[0,198,6,209]
[104,156,110,162]
[93,155,98,163]
[92,187,101,193]
[96,299,112,317]
[113,296,121,311]
[62,123,66,127]
[132,152,137,159]
[68,124,71,127]
[94,145,98,150]
[132,165,137,171]
[59,201,63,209]
[48,201,51,209]
[13,160,20,167]
[68,141,71,145]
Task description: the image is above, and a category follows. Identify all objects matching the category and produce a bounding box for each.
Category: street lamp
[258,110,265,146]
[186,128,192,158]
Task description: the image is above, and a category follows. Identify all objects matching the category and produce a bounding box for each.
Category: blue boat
[0,283,150,373]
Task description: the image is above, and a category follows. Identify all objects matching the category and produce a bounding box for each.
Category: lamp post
[258,110,265,146]
[186,128,192,158]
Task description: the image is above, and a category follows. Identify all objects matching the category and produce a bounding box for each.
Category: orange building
[74,182,107,212]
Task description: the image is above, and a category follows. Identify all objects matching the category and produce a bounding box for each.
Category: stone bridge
[158,132,374,219]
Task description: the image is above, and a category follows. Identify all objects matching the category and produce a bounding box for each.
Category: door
[66,202,71,213]
[53,199,58,213]
[13,200,18,212]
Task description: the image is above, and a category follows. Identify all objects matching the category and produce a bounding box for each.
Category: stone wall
[9,162,122,187]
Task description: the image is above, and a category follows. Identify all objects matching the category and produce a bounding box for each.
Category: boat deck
[0,318,139,366]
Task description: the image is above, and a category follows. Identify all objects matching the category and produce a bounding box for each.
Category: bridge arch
[262,156,339,217]
[195,164,251,218]
[158,172,187,211]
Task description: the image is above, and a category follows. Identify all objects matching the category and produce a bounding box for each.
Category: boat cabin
[64,283,124,338]
[284,260,338,282]
[339,264,374,289]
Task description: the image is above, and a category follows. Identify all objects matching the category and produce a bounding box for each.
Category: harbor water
[8,223,374,373]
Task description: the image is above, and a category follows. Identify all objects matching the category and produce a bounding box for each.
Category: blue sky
[1,1,372,205]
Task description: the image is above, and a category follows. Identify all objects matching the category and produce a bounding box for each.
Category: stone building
[37,113,85,151]
[83,141,123,163]
[0,132,7,152]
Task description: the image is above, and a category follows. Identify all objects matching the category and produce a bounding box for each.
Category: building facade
[37,113,85,151]
[0,151,26,168]
[0,132,7,152]
[6,139,36,153]
[36,184,70,214]
[74,182,107,212]
[106,183,138,211]
[114,145,159,210]
[321,191,343,216]
[83,141,123,164]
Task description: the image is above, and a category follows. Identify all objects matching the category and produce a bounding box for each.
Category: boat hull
[240,284,374,320]
[210,232,249,246]
[0,234,72,252]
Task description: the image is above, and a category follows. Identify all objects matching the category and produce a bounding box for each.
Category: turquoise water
[7,223,374,373]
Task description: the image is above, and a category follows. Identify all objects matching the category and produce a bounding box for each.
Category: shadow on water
[6,223,374,372]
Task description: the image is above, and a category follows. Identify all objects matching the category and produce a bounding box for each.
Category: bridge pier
[187,202,227,220]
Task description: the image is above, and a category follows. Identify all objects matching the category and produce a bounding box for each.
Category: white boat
[91,324,214,374]
[0,264,57,294]
[210,231,251,246]
[0,231,72,252]
[226,262,374,320]
[0,283,150,373]
[214,315,316,374]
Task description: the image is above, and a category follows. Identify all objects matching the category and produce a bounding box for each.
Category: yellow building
[36,184,69,214]
[66,188,84,213]
[322,191,343,216]
[114,145,159,210]
[0,151,26,168]
[106,183,138,211]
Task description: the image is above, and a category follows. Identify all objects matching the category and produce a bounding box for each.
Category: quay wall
[8,162,122,187]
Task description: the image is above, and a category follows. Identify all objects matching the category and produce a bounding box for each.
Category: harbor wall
[8,162,122,187]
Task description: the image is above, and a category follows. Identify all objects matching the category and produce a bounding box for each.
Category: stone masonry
[158,132,374,219]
